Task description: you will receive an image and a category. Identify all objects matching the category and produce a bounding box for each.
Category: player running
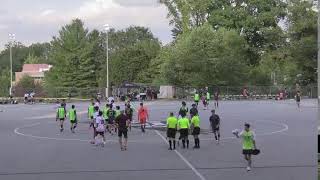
[166,112,178,150]
[295,90,301,108]
[206,91,210,109]
[210,109,220,144]
[56,103,66,132]
[116,111,130,151]
[178,112,190,149]
[138,103,149,133]
[125,104,134,131]
[107,105,116,135]
[68,105,77,133]
[102,104,109,128]
[194,91,200,107]
[191,113,201,149]
[88,102,95,127]
[95,111,106,146]
[214,91,219,108]
[233,123,257,171]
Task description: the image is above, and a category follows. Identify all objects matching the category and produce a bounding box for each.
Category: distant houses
[15,64,52,84]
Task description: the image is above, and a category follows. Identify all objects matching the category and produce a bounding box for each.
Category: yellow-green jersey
[206,92,210,100]
[240,130,255,150]
[57,107,65,119]
[103,107,109,120]
[68,109,77,121]
[167,116,178,129]
[178,117,190,129]
[191,115,200,128]
[88,105,94,118]
[194,93,200,101]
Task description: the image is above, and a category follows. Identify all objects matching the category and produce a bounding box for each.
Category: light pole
[8,33,15,96]
[103,24,110,98]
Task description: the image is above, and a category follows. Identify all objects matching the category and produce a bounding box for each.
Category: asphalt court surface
[0,99,318,180]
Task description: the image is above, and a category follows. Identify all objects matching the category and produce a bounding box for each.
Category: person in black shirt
[125,104,134,131]
[179,101,188,117]
[209,109,220,144]
[115,111,130,151]
[189,104,198,119]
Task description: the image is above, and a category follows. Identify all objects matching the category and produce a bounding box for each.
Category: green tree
[99,26,161,86]
[160,24,249,87]
[46,19,101,90]
[286,0,317,85]
[0,68,10,96]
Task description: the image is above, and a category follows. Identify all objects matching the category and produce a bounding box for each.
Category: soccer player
[116,111,130,151]
[178,112,190,149]
[56,103,66,132]
[210,109,220,144]
[107,105,116,135]
[295,90,301,108]
[166,112,178,150]
[88,102,95,126]
[189,104,198,119]
[214,91,219,108]
[138,103,149,133]
[68,105,77,133]
[179,101,188,118]
[191,113,201,149]
[233,123,257,171]
[194,91,200,107]
[125,104,134,131]
[95,111,106,146]
[206,91,211,108]
[102,104,109,126]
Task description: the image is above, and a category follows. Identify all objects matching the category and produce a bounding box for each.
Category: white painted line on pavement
[155,130,206,180]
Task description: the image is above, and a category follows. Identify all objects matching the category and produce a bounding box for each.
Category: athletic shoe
[246,167,251,172]
[216,140,219,144]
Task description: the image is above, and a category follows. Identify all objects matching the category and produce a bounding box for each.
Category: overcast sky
[0,0,173,50]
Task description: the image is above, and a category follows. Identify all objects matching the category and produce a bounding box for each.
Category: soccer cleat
[246,166,251,172]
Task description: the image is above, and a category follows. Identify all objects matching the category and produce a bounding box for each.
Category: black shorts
[118,128,128,138]
[242,149,253,155]
[192,127,200,135]
[59,118,65,121]
[70,120,76,124]
[96,131,104,136]
[194,100,199,103]
[90,116,94,120]
[212,126,220,133]
[167,128,176,138]
[180,129,189,138]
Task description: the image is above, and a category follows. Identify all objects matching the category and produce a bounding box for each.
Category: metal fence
[174,85,318,100]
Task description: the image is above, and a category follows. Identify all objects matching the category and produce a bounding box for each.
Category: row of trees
[0,0,317,97]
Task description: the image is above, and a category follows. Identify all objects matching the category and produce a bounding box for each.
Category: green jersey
[68,109,76,121]
[240,130,255,150]
[115,110,121,118]
[191,115,200,127]
[206,92,210,100]
[57,107,65,119]
[194,93,200,101]
[178,117,190,129]
[167,116,178,129]
[88,105,94,118]
[103,107,109,119]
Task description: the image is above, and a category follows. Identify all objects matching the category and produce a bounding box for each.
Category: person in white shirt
[95,111,106,146]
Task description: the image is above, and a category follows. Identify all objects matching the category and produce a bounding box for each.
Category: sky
[0,0,173,50]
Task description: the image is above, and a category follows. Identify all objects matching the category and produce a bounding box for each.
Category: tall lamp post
[103,24,110,98]
[8,33,15,96]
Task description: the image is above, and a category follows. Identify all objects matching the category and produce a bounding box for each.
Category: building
[15,64,52,84]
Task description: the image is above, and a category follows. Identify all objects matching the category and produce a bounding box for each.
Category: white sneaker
[246,166,251,171]
[216,140,219,144]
